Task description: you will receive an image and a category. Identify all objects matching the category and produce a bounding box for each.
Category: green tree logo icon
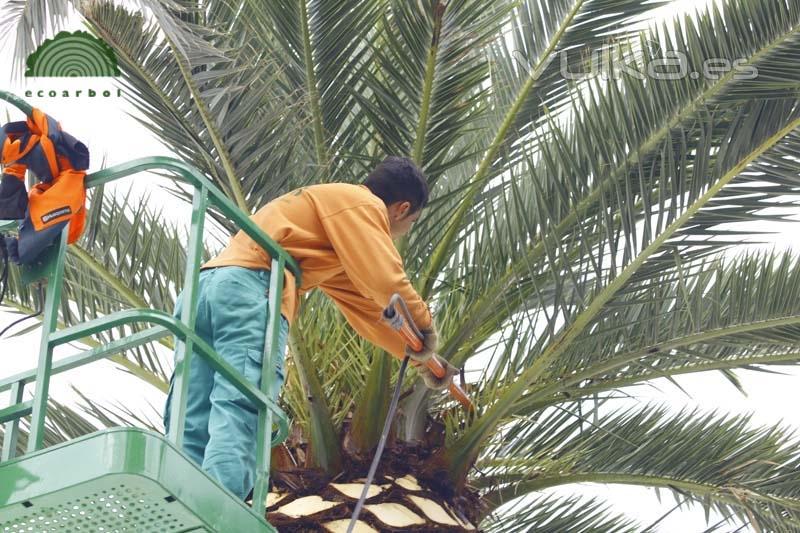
[25,30,120,77]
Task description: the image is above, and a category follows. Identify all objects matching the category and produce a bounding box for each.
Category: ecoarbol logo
[23,30,123,99]
[25,87,122,98]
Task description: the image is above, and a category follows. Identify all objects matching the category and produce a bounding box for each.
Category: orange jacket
[201,183,433,358]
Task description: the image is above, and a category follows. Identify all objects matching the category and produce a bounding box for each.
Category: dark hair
[363,156,429,214]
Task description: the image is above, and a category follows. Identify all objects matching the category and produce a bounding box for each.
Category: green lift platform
[0,90,302,532]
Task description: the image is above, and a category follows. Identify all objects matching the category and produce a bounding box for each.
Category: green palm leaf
[511,250,800,414]
[418,0,673,295]
[479,404,800,532]
[434,0,800,486]
[79,0,310,219]
[484,492,639,532]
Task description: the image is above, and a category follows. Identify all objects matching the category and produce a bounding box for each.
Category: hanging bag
[0,107,90,264]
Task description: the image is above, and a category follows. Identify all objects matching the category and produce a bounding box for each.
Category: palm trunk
[261,474,477,532]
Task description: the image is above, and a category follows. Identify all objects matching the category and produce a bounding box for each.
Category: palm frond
[0,397,104,457]
[478,404,800,532]
[434,0,800,484]
[0,0,75,82]
[418,0,672,295]
[287,307,345,473]
[222,0,386,179]
[0,388,163,460]
[2,182,193,384]
[356,0,513,179]
[349,345,392,454]
[443,0,798,370]
[428,0,800,368]
[507,249,800,415]
[79,0,310,222]
[483,492,639,533]
[71,384,163,433]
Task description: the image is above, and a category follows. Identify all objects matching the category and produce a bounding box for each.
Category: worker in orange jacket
[163,156,458,501]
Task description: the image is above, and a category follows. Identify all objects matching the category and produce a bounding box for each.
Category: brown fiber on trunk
[265,473,478,532]
[249,438,483,531]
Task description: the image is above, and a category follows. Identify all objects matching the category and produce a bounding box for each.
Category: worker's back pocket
[240,346,263,412]
[244,334,286,402]
[243,346,263,386]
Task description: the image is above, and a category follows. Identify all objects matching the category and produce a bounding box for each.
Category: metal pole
[347,355,411,532]
[252,255,285,516]
[27,231,67,452]
[1,380,24,460]
[166,186,207,448]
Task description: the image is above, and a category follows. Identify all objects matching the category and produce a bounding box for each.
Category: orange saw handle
[381,294,473,410]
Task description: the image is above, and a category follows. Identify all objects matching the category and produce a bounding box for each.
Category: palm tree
[3,0,800,530]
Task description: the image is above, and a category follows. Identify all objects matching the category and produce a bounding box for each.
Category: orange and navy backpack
[0,107,89,265]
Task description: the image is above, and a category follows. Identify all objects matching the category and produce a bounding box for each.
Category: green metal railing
[0,90,301,520]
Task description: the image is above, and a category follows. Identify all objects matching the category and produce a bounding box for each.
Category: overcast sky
[1,1,797,531]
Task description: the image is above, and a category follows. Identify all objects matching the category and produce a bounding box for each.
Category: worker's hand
[405,323,437,363]
[417,357,459,391]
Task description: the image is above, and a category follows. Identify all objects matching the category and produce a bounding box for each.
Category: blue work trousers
[162,265,289,501]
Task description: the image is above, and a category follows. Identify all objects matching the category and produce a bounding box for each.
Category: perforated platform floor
[0,428,275,532]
